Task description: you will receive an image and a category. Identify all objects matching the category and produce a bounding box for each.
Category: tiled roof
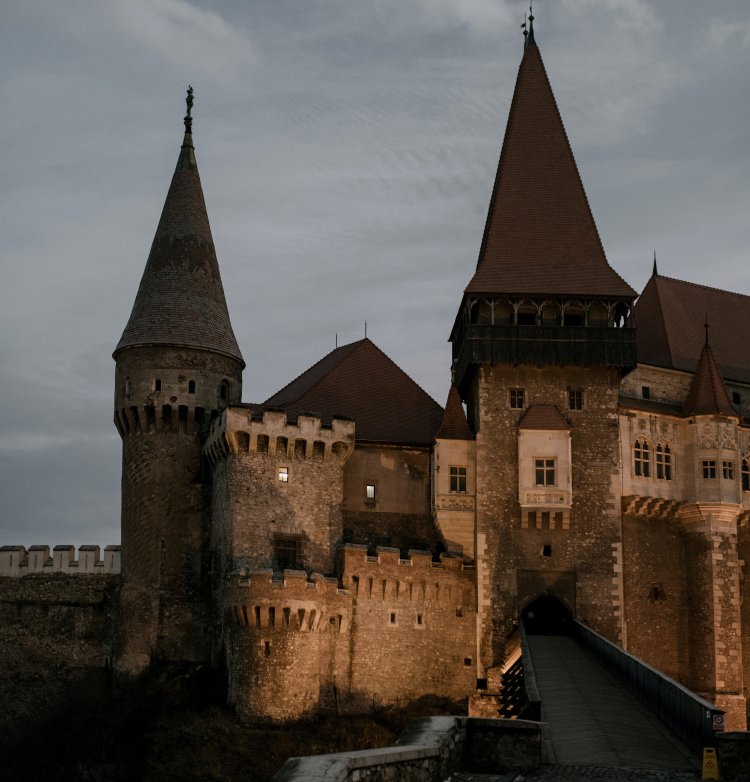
[114,129,243,364]
[618,396,685,418]
[632,274,750,383]
[465,40,635,299]
[436,387,473,440]
[264,339,443,446]
[518,404,570,430]
[683,341,738,418]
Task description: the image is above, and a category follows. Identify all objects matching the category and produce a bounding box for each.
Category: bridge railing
[572,619,722,753]
[518,621,542,721]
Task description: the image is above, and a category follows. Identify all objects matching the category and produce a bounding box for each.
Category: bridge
[274,598,748,781]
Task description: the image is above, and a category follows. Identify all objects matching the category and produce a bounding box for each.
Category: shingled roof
[114,100,243,364]
[465,37,635,299]
[436,387,473,440]
[518,404,570,430]
[263,339,443,446]
[632,273,750,384]
[683,339,738,418]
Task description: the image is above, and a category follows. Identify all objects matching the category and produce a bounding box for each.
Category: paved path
[525,635,697,771]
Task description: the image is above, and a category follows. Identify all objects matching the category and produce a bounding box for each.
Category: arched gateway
[521,595,573,635]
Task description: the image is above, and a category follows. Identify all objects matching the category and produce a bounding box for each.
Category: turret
[113,88,244,673]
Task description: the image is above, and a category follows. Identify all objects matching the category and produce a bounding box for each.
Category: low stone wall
[273,716,542,782]
[716,732,750,780]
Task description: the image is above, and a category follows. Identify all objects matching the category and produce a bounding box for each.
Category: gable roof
[465,39,635,299]
[518,404,570,431]
[436,387,473,440]
[633,274,750,384]
[264,339,443,446]
[114,108,243,364]
[683,340,738,418]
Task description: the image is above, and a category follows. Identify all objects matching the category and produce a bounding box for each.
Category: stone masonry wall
[222,545,476,722]
[471,364,624,673]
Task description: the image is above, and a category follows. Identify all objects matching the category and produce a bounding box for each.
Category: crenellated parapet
[0,545,121,577]
[203,406,355,466]
[226,569,350,634]
[338,543,474,607]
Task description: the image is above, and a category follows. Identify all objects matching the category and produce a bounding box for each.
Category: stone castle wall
[471,365,624,673]
[222,545,476,722]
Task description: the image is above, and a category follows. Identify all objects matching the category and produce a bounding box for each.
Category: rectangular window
[702,460,717,479]
[449,466,467,493]
[568,389,583,410]
[274,536,301,571]
[509,388,525,409]
[722,461,734,480]
[641,386,651,400]
[364,483,376,503]
[278,466,289,482]
[534,458,555,486]
[655,445,672,480]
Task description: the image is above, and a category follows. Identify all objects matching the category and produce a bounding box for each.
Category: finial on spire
[652,251,658,276]
[704,314,710,346]
[184,85,194,134]
[521,12,528,46]
[527,1,536,46]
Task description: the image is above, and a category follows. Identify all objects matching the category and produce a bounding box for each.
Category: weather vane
[184,85,194,133]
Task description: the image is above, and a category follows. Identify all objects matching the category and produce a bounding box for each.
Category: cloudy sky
[2,0,749,547]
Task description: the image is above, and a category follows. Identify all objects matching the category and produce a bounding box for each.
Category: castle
[2,23,749,733]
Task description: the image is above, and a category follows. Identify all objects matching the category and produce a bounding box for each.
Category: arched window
[655,443,672,480]
[634,439,651,477]
[218,380,229,403]
[742,458,750,492]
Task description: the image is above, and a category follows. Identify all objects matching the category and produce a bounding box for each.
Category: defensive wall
[222,544,476,722]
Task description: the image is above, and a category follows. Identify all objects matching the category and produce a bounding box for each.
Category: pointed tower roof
[114,88,244,365]
[263,339,443,445]
[683,329,737,417]
[465,35,635,299]
[436,387,473,440]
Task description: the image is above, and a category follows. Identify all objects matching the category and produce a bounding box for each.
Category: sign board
[712,713,725,732]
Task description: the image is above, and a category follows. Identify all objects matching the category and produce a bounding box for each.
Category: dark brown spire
[465,38,634,299]
[436,387,473,440]
[683,334,737,417]
[114,88,244,365]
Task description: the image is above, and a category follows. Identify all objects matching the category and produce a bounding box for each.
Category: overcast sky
[2,0,749,547]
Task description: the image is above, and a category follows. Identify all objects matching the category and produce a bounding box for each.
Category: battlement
[0,545,121,577]
[114,401,213,438]
[227,569,350,633]
[204,406,355,465]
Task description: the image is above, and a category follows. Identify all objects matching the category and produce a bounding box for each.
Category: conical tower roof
[436,387,473,440]
[114,89,244,365]
[683,330,737,418]
[465,36,635,299]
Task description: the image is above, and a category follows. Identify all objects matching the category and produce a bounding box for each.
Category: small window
[732,391,741,405]
[364,483,376,503]
[415,613,424,626]
[542,544,552,557]
[456,606,463,618]
[649,584,663,602]
[722,461,734,480]
[124,378,132,395]
[568,389,583,410]
[641,386,651,400]
[388,611,397,625]
[742,459,750,491]
[702,460,717,479]
[634,440,651,477]
[464,658,472,667]
[188,380,196,394]
[278,466,289,483]
[655,444,672,480]
[510,388,525,409]
[534,458,555,487]
[274,535,301,571]
[219,380,229,401]
[450,466,467,493]
[154,378,162,392]
[264,640,271,657]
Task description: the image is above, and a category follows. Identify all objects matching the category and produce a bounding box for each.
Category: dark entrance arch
[521,595,573,635]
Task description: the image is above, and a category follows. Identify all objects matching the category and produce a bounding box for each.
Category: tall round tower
[113,88,244,673]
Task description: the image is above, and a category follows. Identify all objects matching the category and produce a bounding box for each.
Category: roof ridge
[656,274,750,302]
[263,339,364,406]
[361,339,441,407]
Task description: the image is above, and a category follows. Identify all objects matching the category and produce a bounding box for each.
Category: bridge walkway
[525,634,697,771]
